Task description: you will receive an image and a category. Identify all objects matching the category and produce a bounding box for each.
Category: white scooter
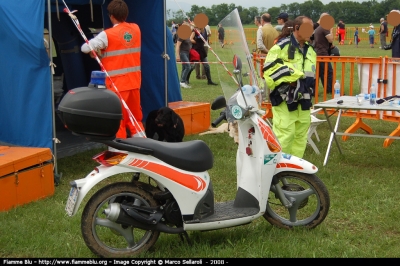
[62,54,329,258]
[61,10,330,258]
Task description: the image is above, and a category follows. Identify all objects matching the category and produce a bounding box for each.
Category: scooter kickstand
[179,232,192,246]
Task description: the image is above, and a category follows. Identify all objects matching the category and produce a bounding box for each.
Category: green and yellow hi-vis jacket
[263,34,317,111]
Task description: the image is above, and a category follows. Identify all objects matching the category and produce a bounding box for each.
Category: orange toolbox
[0,146,55,211]
[168,101,210,135]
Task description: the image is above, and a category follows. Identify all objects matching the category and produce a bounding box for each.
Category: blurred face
[277,18,284,25]
[295,18,314,43]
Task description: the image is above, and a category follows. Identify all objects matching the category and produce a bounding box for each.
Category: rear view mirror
[233,55,242,72]
[211,95,226,110]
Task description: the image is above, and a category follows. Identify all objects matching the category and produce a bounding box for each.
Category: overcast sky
[168,0,367,10]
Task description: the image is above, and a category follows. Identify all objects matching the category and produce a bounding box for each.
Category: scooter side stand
[179,231,193,246]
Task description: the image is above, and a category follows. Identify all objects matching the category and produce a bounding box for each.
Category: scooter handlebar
[211,110,227,127]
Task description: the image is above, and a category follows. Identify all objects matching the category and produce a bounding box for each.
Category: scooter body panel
[69,153,211,217]
[69,165,134,216]
[274,153,318,175]
[234,114,281,212]
[120,155,211,216]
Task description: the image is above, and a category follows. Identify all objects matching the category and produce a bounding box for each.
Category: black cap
[276,12,289,20]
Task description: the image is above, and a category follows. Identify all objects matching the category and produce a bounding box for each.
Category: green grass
[1,40,400,258]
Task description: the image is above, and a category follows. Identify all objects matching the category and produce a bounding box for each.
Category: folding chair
[307,108,326,154]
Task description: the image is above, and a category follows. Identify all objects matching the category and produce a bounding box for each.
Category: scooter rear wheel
[264,171,330,229]
[81,182,160,257]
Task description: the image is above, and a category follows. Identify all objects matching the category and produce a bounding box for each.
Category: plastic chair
[307,108,326,154]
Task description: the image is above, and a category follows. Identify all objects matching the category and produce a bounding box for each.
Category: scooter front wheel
[264,171,330,229]
[81,182,160,257]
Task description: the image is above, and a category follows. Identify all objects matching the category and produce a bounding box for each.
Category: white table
[314,96,400,166]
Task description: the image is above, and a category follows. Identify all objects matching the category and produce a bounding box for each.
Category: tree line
[167,0,400,26]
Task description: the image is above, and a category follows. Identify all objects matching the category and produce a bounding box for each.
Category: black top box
[58,86,122,139]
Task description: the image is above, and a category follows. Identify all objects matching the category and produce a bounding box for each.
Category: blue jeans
[179,51,190,83]
[369,35,374,45]
[318,62,333,94]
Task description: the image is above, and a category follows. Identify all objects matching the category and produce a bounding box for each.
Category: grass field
[1,30,400,258]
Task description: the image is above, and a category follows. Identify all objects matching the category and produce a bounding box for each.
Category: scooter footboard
[274,153,318,175]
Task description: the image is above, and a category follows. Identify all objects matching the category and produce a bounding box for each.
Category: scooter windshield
[215,9,261,104]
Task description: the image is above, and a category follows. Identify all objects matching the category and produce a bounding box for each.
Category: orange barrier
[380,58,400,147]
[253,52,265,80]
[252,52,273,119]
[342,57,383,141]
[254,54,400,147]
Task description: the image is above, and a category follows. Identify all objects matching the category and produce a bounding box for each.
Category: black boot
[205,65,218,86]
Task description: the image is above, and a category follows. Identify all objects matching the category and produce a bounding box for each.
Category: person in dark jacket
[384,10,400,58]
[218,24,225,48]
[190,26,218,85]
[379,17,388,49]
[389,24,400,57]
[313,13,334,94]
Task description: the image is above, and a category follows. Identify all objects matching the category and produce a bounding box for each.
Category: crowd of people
[255,10,400,158]
[170,10,400,94]
[73,0,400,157]
[168,10,400,158]
[81,0,400,160]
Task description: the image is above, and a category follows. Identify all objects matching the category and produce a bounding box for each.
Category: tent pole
[163,0,168,107]
[48,0,61,184]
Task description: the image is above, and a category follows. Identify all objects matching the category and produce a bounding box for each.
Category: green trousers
[272,103,311,158]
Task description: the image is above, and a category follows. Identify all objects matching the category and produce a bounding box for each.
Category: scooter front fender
[274,153,318,175]
[68,165,134,216]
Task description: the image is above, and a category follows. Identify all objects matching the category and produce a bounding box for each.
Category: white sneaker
[180,82,191,88]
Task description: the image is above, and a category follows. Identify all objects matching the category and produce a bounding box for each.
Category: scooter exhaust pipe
[104,203,184,234]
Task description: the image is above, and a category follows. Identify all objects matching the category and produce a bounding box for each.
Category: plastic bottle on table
[370,84,376,105]
[334,80,340,99]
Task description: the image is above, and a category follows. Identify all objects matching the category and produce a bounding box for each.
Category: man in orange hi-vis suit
[81,0,143,138]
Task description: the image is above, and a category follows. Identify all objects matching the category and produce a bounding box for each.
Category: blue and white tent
[0,0,181,159]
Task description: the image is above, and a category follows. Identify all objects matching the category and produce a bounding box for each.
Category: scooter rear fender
[274,153,318,175]
[68,165,135,216]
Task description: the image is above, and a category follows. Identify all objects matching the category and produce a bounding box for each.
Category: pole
[47,0,62,185]
[163,0,168,107]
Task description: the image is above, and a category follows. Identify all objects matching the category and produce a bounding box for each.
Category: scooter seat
[109,138,214,172]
